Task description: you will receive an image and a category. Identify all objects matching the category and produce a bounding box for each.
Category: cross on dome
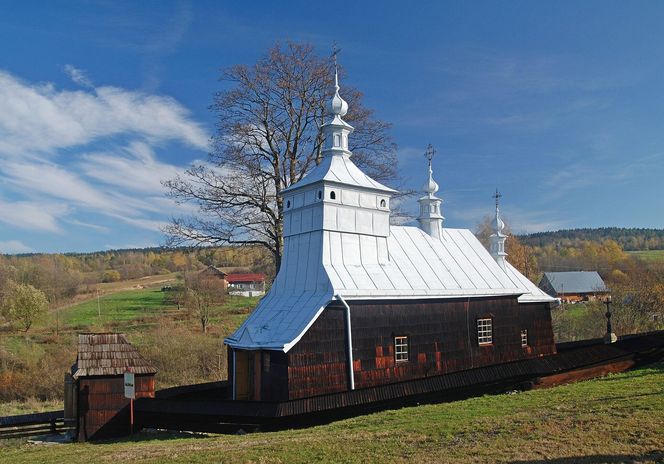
[417,144,444,239]
[492,188,505,235]
[489,188,508,268]
[423,144,439,196]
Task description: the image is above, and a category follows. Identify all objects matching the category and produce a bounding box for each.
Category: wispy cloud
[79,141,181,195]
[542,152,664,200]
[63,64,94,88]
[0,68,208,244]
[0,70,208,157]
[0,240,33,254]
[0,199,65,232]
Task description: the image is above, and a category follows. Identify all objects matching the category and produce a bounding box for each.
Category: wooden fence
[0,410,70,440]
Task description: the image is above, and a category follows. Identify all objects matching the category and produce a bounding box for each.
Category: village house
[224,68,557,401]
[227,273,266,297]
[538,271,608,303]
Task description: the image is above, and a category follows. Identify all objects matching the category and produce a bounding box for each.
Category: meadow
[0,279,259,404]
[629,250,664,264]
[1,363,662,463]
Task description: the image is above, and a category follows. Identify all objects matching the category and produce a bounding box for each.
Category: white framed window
[477,318,493,345]
[394,336,409,363]
[521,329,528,347]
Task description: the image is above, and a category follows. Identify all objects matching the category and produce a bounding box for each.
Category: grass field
[57,288,173,328]
[2,364,663,463]
[629,250,664,264]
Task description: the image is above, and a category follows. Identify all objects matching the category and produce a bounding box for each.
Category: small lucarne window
[394,336,409,362]
[286,200,291,208]
[521,329,528,347]
[477,318,493,345]
[330,191,336,200]
[380,199,386,207]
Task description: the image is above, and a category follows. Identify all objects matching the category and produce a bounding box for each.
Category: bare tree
[183,272,226,334]
[163,42,399,273]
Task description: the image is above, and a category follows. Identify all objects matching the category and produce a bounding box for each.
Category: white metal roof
[225,226,555,352]
[281,153,397,194]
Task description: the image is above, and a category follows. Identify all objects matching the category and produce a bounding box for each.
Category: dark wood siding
[287,308,349,399]
[77,374,154,441]
[286,296,556,399]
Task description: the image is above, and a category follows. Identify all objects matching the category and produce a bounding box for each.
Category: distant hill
[518,227,664,251]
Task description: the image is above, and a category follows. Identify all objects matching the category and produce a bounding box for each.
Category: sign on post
[124,370,135,434]
[124,371,135,399]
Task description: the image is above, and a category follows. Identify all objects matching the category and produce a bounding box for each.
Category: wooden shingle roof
[72,333,157,379]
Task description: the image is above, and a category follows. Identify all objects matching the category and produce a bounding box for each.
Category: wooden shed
[71,333,157,441]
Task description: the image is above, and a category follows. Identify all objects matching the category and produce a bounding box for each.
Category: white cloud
[64,64,93,88]
[79,141,180,194]
[2,161,122,213]
[0,68,213,242]
[0,240,33,254]
[0,199,65,232]
[0,70,209,157]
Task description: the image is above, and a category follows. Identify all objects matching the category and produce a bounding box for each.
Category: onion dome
[328,69,348,116]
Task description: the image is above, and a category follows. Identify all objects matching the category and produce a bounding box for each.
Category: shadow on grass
[91,429,211,445]
[510,451,664,464]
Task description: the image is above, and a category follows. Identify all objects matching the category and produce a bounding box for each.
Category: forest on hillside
[0,246,273,311]
[519,227,664,251]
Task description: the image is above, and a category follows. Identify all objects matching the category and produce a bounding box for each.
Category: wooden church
[224,68,557,402]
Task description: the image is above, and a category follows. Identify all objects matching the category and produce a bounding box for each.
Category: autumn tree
[475,215,539,281]
[163,42,398,273]
[1,281,49,332]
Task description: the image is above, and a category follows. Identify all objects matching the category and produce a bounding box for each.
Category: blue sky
[0,1,663,253]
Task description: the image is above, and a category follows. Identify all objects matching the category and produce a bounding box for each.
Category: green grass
[57,289,173,328]
[2,364,663,463]
[629,250,664,263]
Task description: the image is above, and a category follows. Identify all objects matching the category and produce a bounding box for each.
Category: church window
[334,134,341,147]
[330,191,336,200]
[380,199,386,208]
[286,200,291,209]
[477,318,493,345]
[394,336,409,362]
[318,190,322,200]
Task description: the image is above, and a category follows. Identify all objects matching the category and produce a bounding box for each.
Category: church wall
[286,296,556,399]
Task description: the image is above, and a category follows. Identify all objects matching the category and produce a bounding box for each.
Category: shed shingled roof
[72,333,157,378]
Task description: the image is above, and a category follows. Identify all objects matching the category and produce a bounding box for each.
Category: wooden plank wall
[77,374,154,441]
[286,296,556,399]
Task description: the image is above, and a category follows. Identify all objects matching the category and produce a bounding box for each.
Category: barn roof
[200,265,228,277]
[226,226,556,352]
[227,273,266,283]
[72,333,157,379]
[539,271,608,294]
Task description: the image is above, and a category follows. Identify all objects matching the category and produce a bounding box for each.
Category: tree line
[519,227,664,251]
